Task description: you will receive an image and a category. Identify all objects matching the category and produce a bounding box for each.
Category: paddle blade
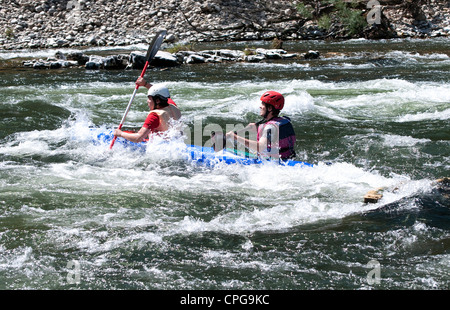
[145,30,167,63]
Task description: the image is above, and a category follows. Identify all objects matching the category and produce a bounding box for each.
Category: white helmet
[147,84,170,99]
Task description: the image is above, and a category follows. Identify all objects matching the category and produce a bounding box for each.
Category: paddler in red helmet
[113,77,181,143]
[226,91,296,160]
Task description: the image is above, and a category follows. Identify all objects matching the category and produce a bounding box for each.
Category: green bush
[296,2,313,19]
[318,14,332,30]
[334,0,366,36]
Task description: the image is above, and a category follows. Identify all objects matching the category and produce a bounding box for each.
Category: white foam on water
[381,134,431,147]
[1,111,427,215]
[292,79,450,122]
[43,77,443,126]
[282,92,316,115]
[385,50,450,61]
[26,133,407,240]
[161,161,411,235]
[397,108,450,122]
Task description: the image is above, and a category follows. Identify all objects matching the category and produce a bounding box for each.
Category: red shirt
[143,112,160,130]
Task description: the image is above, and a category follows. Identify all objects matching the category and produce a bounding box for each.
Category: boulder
[244,54,266,62]
[127,51,147,70]
[304,50,320,59]
[85,55,105,70]
[216,49,245,60]
[66,52,89,65]
[150,51,180,67]
[186,54,206,64]
[103,54,129,69]
[24,59,78,69]
[256,48,284,59]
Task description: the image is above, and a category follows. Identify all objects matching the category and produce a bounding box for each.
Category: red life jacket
[257,117,296,160]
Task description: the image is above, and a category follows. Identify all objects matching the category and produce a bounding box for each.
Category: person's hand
[113,129,122,137]
[225,131,236,139]
[136,77,147,87]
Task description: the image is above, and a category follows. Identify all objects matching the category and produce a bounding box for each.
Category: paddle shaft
[109,63,149,149]
[109,30,166,150]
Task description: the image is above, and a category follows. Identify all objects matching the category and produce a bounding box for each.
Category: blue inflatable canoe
[95,130,313,167]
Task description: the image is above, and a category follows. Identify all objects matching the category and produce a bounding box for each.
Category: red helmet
[260,91,284,110]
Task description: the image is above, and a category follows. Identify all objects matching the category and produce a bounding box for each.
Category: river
[0,37,449,291]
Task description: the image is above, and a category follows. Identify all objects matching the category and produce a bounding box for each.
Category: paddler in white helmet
[113,77,181,143]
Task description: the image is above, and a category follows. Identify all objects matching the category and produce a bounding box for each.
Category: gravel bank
[1,0,448,50]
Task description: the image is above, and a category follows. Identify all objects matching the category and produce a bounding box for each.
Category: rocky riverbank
[1,0,449,51]
[21,47,319,70]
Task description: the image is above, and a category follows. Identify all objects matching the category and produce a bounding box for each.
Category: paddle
[109,30,167,149]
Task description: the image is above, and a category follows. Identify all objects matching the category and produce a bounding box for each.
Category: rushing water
[0,38,449,291]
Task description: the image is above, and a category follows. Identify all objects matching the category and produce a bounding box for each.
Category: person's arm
[226,123,264,153]
[226,132,257,152]
[114,127,152,143]
[114,112,160,142]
